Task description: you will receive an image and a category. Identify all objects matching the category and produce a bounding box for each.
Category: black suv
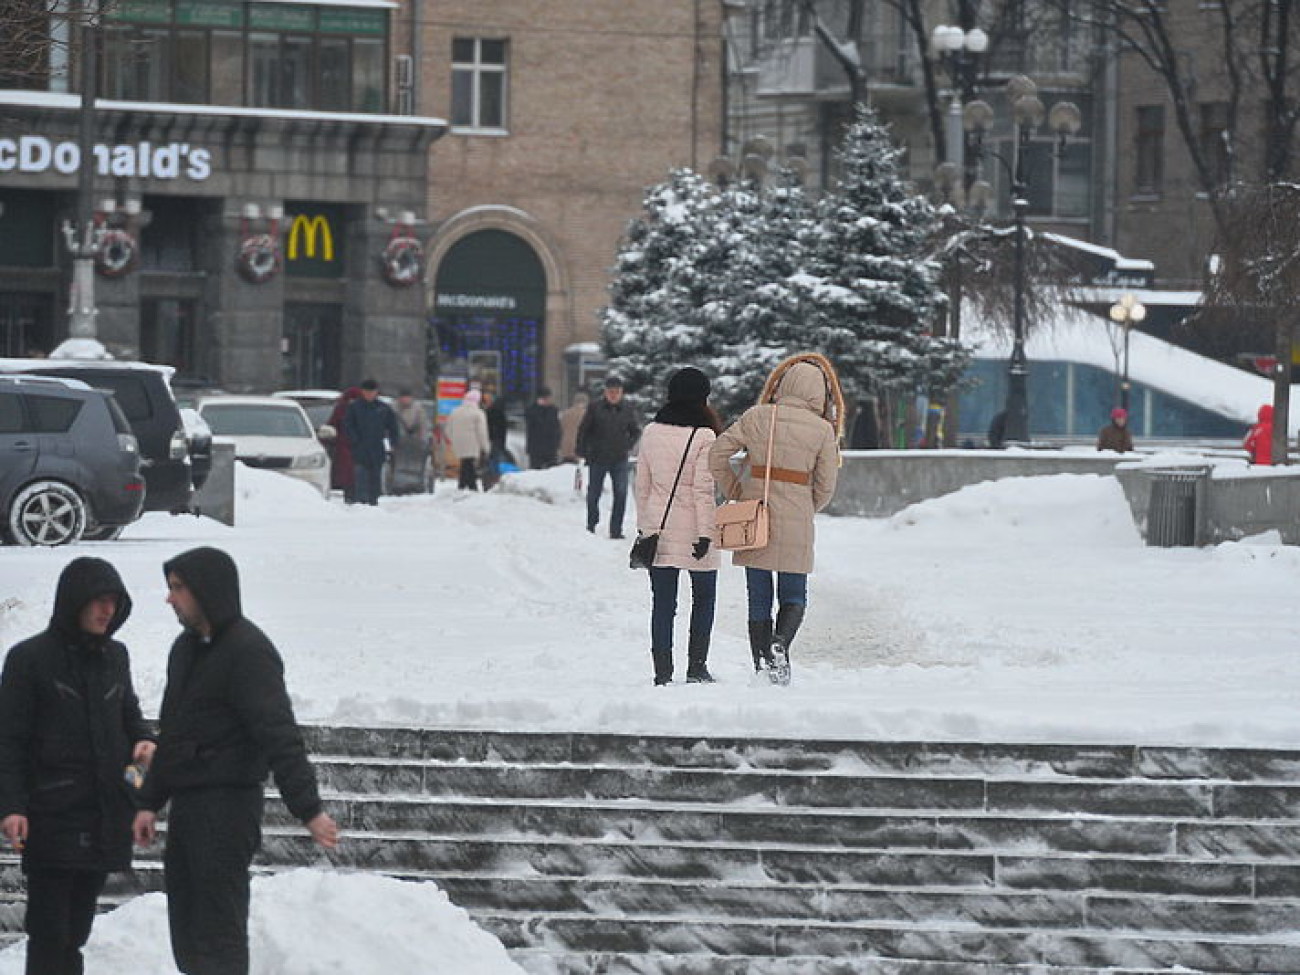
[0,359,206,521]
[0,376,145,545]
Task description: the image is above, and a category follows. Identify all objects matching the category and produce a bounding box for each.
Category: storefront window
[210,30,243,105]
[352,38,383,113]
[105,1,389,112]
[174,31,207,103]
[319,38,349,111]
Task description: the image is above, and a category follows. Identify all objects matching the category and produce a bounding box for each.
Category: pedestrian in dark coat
[525,387,562,469]
[133,547,339,975]
[326,387,363,502]
[343,378,400,505]
[0,557,154,975]
[577,376,642,538]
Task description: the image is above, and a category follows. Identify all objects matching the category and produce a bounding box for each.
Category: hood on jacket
[1258,404,1274,423]
[50,557,132,640]
[163,546,242,633]
[772,361,829,414]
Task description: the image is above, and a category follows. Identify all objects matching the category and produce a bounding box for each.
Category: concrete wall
[828,449,1132,518]
[829,449,1300,547]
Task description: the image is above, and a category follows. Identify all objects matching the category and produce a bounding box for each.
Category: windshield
[201,403,313,438]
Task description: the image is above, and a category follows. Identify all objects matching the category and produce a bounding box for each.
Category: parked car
[273,388,344,436]
[196,395,331,498]
[0,375,145,546]
[0,358,207,522]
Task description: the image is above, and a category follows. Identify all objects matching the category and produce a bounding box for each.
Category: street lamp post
[1109,292,1147,411]
[930,24,988,194]
[960,76,1081,446]
[58,0,108,357]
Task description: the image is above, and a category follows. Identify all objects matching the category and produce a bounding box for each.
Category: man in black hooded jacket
[0,557,155,975]
[133,546,338,975]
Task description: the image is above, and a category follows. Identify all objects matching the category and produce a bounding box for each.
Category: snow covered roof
[965,305,1296,432]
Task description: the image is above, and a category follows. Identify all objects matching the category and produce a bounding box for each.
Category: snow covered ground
[4,459,1293,747]
[2,459,1298,971]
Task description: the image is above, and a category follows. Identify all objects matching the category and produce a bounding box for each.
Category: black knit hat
[667,367,710,404]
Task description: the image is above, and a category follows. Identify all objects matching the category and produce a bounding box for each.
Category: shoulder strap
[658,428,698,530]
[728,404,779,503]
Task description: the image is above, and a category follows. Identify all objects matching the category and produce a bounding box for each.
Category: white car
[196,395,331,498]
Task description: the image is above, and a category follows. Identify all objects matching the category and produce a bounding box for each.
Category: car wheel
[83,524,126,542]
[9,481,87,547]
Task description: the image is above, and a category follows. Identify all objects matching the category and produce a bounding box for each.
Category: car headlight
[293,451,328,470]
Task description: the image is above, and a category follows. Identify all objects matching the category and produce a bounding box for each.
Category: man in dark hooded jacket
[133,546,338,975]
[0,557,154,975]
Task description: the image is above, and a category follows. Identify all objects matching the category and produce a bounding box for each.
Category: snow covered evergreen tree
[601,105,967,423]
[795,104,964,405]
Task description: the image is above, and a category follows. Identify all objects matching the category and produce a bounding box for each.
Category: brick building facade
[406,1,726,406]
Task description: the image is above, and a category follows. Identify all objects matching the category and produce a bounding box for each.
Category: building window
[1135,105,1165,196]
[451,38,508,130]
[102,1,389,112]
[1198,101,1230,187]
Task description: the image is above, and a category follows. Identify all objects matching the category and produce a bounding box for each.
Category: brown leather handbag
[716,406,777,552]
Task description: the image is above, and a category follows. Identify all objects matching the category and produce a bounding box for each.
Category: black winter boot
[651,647,674,686]
[685,633,715,683]
[770,603,806,686]
[747,620,774,673]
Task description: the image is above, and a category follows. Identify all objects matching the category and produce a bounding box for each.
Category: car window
[80,375,152,421]
[202,404,313,438]
[25,394,83,433]
[105,396,132,435]
[0,392,22,433]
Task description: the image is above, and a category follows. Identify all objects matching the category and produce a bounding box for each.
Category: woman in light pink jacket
[633,367,722,685]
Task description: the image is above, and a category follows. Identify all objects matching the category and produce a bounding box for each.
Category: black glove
[692,537,711,560]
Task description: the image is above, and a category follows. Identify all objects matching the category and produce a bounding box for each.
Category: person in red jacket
[1244,404,1274,465]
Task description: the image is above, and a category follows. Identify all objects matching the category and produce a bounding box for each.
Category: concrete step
[6,728,1300,973]
[479,913,1300,972]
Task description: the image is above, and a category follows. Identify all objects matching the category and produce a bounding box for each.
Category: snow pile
[0,870,525,975]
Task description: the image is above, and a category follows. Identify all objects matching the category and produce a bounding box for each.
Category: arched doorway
[432,229,546,407]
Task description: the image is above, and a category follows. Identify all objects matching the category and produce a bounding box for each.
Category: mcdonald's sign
[285,205,345,279]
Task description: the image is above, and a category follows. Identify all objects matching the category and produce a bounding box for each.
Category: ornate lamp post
[1109,292,1146,411]
[962,76,1082,445]
[930,24,988,194]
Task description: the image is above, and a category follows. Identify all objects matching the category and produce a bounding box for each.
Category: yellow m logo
[287,215,334,261]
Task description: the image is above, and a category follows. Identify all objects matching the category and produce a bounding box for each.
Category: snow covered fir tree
[600,104,968,433]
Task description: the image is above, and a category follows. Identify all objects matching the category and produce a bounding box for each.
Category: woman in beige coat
[708,354,843,684]
[446,388,491,490]
[634,367,722,686]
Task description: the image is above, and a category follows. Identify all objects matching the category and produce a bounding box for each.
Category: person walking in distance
[525,386,562,469]
[1096,407,1134,453]
[1244,404,1275,465]
[447,388,491,490]
[133,547,339,975]
[0,557,155,975]
[709,353,842,685]
[634,367,722,685]
[343,379,400,506]
[577,376,641,538]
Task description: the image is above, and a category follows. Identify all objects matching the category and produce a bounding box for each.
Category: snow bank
[0,870,525,974]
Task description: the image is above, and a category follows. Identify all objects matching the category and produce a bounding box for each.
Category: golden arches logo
[287,215,334,261]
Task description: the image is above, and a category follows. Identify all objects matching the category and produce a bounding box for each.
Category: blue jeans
[649,566,717,651]
[745,568,807,622]
[354,463,383,505]
[586,461,629,535]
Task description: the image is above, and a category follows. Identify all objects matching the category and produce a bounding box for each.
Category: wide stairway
[5,727,1300,973]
